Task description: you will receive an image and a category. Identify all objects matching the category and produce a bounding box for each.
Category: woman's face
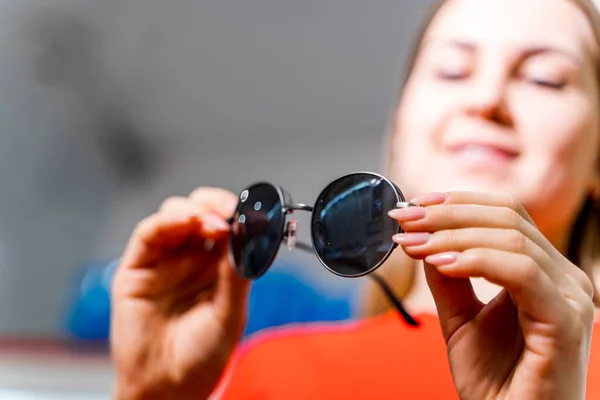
[392,0,600,248]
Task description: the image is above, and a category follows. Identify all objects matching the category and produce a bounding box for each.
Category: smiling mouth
[449,144,519,166]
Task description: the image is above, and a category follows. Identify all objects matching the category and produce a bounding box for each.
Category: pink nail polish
[388,206,426,221]
[410,192,448,206]
[393,232,430,246]
[425,252,459,266]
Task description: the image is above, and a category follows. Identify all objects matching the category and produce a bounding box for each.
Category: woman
[110,0,600,398]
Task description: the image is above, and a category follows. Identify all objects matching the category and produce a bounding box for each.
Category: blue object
[64,260,117,340]
[244,269,355,336]
[64,259,356,340]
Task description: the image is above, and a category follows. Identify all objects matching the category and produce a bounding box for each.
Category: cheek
[517,92,597,182]
[390,83,455,192]
[514,92,598,224]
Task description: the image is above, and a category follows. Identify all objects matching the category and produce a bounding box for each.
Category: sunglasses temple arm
[288,241,420,327]
[368,273,420,327]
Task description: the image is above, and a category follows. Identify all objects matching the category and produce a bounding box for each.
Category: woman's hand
[389,191,595,400]
[111,188,250,400]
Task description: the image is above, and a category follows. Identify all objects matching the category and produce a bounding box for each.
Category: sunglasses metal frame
[228,171,419,327]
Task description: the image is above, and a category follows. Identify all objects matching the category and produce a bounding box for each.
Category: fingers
[422,261,483,342]
[428,248,565,324]
[389,202,558,266]
[412,191,535,226]
[121,210,229,269]
[114,186,251,335]
[184,188,250,326]
[158,196,190,213]
[401,191,562,260]
[389,192,593,300]
[395,227,545,261]
[390,191,593,317]
[189,187,239,218]
[395,227,572,291]
[392,203,538,241]
[121,187,239,270]
[211,246,252,326]
[160,187,239,216]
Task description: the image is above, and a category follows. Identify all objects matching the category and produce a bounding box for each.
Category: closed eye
[440,72,468,80]
[528,78,566,90]
[437,68,470,80]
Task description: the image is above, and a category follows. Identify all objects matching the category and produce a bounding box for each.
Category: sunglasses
[228,171,419,327]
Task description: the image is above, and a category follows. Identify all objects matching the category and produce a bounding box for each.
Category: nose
[464,70,512,125]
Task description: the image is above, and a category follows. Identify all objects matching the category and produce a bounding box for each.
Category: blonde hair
[364,0,600,317]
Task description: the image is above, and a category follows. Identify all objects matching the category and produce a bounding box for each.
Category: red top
[217,312,600,399]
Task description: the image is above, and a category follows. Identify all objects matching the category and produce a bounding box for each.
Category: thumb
[423,260,483,342]
[213,241,251,329]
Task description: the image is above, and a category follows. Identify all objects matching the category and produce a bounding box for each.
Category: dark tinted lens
[230,183,284,279]
[311,174,400,277]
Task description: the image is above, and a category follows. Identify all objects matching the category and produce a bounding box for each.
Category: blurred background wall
[0,0,434,336]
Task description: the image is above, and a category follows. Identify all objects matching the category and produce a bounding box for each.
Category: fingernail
[393,232,430,246]
[425,252,459,266]
[410,192,448,206]
[388,207,426,221]
[202,214,230,231]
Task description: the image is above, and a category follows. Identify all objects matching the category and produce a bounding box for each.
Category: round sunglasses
[228,171,419,326]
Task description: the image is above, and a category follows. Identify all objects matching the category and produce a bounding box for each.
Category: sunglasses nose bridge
[285,203,313,213]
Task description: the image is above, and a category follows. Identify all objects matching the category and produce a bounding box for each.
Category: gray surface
[0,352,112,398]
[0,391,107,400]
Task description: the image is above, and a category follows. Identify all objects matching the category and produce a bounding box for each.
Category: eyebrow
[520,47,583,66]
[426,39,584,66]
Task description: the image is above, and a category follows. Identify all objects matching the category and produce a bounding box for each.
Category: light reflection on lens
[311,173,399,277]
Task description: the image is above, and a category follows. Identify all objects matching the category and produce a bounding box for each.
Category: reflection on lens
[311,173,400,277]
[230,183,284,279]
